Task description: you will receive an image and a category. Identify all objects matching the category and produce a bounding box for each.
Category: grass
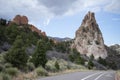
[45,58,88,76]
[0,52,88,80]
[0,73,12,80]
[5,67,19,76]
[35,66,48,76]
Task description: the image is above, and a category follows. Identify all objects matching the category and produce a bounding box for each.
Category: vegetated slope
[109,44,120,54]
[0,13,119,72]
[0,16,52,54]
[105,45,120,69]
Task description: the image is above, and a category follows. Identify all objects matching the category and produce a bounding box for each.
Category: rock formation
[12,15,46,36]
[41,32,46,36]
[13,15,28,25]
[30,25,46,36]
[30,25,42,35]
[72,11,107,59]
[110,44,120,54]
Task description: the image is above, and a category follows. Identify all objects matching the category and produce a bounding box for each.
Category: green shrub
[55,61,60,70]
[27,62,35,71]
[35,66,48,76]
[0,64,5,72]
[98,57,107,66]
[0,54,5,64]
[5,68,19,76]
[69,48,85,65]
[45,63,57,72]
[46,59,61,72]
[0,73,11,80]
[58,59,68,70]
[88,60,94,69]
[4,63,12,68]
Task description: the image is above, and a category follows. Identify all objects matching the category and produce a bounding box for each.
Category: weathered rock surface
[30,25,46,36]
[105,45,120,69]
[72,11,107,59]
[13,15,28,25]
[110,44,120,54]
[41,32,46,36]
[30,25,42,35]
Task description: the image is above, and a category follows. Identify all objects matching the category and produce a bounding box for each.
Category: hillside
[0,12,119,80]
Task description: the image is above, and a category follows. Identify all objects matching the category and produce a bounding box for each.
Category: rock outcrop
[41,32,46,36]
[72,11,107,59]
[30,25,46,36]
[30,25,42,35]
[12,15,46,36]
[13,15,28,25]
[110,44,120,54]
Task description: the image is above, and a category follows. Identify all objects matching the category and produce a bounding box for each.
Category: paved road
[38,71,115,80]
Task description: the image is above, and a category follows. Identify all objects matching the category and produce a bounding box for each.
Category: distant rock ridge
[72,11,107,59]
[12,15,46,36]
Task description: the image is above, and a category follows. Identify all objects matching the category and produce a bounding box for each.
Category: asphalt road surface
[38,71,115,80]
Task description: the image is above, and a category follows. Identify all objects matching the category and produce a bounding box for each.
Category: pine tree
[75,56,85,65]
[88,60,94,69]
[31,40,47,68]
[90,54,94,60]
[55,61,60,70]
[87,54,94,69]
[98,57,107,66]
[4,36,28,69]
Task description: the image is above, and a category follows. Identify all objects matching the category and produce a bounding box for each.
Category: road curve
[38,71,115,80]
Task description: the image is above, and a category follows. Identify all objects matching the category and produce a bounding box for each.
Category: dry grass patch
[13,71,37,80]
[116,71,120,80]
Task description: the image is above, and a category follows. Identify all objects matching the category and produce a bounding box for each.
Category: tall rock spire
[72,11,107,59]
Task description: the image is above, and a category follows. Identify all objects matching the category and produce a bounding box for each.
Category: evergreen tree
[90,54,94,60]
[4,36,28,69]
[55,61,60,70]
[75,56,85,65]
[31,40,47,68]
[0,18,6,25]
[69,48,85,65]
[98,57,107,66]
[87,54,94,69]
[88,60,94,69]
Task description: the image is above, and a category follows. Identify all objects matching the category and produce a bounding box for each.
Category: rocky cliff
[12,15,46,36]
[13,15,28,25]
[72,11,107,59]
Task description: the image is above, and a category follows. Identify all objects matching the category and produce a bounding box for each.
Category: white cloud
[0,0,120,26]
[104,0,120,14]
[43,18,50,26]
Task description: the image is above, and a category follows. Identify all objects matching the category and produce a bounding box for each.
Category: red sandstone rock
[30,25,46,36]
[12,15,46,36]
[41,32,46,36]
[13,15,28,25]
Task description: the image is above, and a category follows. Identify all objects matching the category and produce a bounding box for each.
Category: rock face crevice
[72,11,107,59]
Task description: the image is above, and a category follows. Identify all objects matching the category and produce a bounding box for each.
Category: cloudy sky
[0,0,120,45]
